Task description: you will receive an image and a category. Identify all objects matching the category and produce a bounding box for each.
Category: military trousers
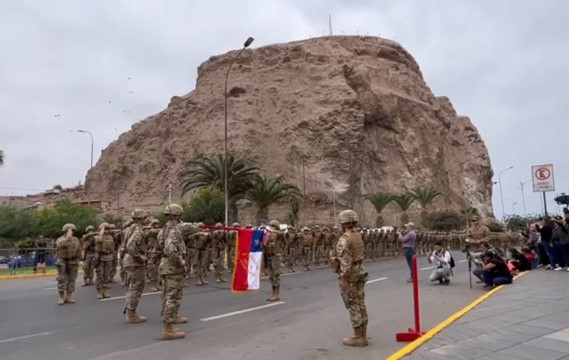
[111,252,118,278]
[345,276,368,328]
[161,273,184,324]
[267,253,282,289]
[315,244,325,266]
[302,246,312,266]
[147,252,161,286]
[57,261,79,293]
[227,246,235,271]
[83,253,96,280]
[96,260,113,290]
[213,248,225,276]
[125,266,146,311]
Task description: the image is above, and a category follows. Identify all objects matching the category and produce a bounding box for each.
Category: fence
[0,247,58,274]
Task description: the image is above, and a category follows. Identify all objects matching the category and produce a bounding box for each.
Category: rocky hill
[85,36,494,225]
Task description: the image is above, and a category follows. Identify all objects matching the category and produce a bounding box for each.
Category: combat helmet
[269,220,280,229]
[232,222,240,227]
[164,203,183,216]
[338,209,358,224]
[85,225,95,232]
[131,208,147,219]
[62,223,77,232]
[150,218,160,225]
[215,222,223,227]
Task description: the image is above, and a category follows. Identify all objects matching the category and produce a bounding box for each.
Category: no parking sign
[532,164,555,192]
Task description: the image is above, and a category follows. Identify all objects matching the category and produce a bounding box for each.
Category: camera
[555,193,569,206]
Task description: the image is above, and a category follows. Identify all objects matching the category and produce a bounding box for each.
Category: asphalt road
[0,253,483,360]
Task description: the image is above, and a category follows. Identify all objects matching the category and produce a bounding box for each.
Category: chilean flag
[232,229,266,293]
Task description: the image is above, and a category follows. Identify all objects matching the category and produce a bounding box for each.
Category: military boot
[289,265,296,273]
[81,279,89,287]
[218,275,227,283]
[162,323,185,340]
[342,326,367,347]
[267,286,280,302]
[126,310,147,324]
[172,315,188,324]
[88,278,94,286]
[102,290,111,298]
[64,292,76,304]
[215,274,222,283]
[361,324,369,345]
[96,289,104,300]
[197,276,208,286]
[57,291,65,305]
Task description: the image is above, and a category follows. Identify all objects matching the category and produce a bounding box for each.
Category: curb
[386,271,529,360]
[0,269,85,281]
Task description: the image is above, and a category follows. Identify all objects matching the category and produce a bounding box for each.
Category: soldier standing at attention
[285,226,298,272]
[264,220,285,301]
[159,204,190,340]
[332,210,368,347]
[123,209,148,324]
[227,223,240,273]
[56,224,82,305]
[81,225,97,286]
[95,223,115,299]
[301,227,313,271]
[212,223,228,283]
[145,219,162,292]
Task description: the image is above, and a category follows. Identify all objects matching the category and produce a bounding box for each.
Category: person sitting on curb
[428,241,452,285]
[509,248,532,272]
[482,252,513,289]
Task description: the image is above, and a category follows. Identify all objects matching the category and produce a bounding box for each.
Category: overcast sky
[0,0,567,219]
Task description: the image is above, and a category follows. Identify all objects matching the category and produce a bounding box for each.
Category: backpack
[448,252,455,268]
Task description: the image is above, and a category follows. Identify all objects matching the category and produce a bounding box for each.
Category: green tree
[393,192,415,225]
[364,192,394,227]
[38,200,99,238]
[410,187,442,213]
[245,176,301,225]
[487,221,505,232]
[0,149,4,166]
[182,187,225,224]
[0,206,40,242]
[181,155,259,222]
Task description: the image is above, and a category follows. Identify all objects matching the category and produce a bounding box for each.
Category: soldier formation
[54,204,505,344]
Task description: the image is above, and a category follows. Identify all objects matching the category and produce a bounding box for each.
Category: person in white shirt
[428,241,451,285]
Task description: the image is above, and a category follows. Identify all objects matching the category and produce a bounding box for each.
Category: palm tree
[245,175,301,225]
[181,155,259,221]
[364,192,394,227]
[410,187,442,219]
[461,207,479,229]
[0,150,4,166]
[394,192,416,225]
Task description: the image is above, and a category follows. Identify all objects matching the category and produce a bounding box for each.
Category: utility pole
[168,183,172,205]
[302,157,306,225]
[329,14,333,35]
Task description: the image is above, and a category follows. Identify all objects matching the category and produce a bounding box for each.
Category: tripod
[465,249,473,289]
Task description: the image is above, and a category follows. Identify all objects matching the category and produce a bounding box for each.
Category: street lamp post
[76,130,94,169]
[224,37,254,227]
[498,166,514,222]
[520,180,531,217]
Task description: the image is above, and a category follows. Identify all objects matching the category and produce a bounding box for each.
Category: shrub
[421,210,466,231]
[487,222,505,232]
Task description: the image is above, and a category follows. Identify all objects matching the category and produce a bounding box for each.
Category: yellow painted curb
[0,269,85,281]
[386,271,529,360]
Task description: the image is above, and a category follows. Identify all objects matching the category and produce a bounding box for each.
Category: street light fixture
[76,130,94,169]
[519,179,531,217]
[498,166,514,222]
[224,36,254,226]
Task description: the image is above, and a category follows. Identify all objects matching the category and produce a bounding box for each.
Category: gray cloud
[0,0,567,218]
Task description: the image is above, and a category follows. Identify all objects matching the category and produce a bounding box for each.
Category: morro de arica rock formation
[85,36,494,225]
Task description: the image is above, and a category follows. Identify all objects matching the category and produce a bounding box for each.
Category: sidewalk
[402,270,569,360]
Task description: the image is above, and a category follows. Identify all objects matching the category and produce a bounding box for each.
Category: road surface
[0,254,482,359]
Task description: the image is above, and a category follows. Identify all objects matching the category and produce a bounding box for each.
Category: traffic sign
[532,164,555,192]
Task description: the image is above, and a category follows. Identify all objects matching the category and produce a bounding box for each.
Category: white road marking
[100,291,160,302]
[0,326,82,344]
[366,277,388,284]
[458,259,468,263]
[201,301,286,322]
[45,287,57,290]
[420,266,436,271]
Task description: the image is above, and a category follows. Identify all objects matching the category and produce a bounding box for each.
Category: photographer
[470,241,502,283]
[428,241,451,285]
[482,252,512,289]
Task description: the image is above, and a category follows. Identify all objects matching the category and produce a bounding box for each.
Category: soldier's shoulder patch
[336,235,348,251]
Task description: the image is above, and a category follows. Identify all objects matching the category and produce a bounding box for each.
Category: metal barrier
[0,247,58,274]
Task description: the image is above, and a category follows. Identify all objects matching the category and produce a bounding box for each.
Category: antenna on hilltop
[329,14,333,35]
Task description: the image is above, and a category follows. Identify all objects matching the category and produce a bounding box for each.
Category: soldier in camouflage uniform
[145,219,162,292]
[81,225,97,286]
[56,224,82,305]
[313,225,325,268]
[159,204,195,340]
[227,222,240,273]
[95,223,115,299]
[265,220,285,301]
[194,226,210,286]
[301,227,313,271]
[108,224,120,284]
[212,223,228,283]
[363,229,373,261]
[285,226,298,272]
[123,209,148,324]
[322,227,332,267]
[331,210,368,347]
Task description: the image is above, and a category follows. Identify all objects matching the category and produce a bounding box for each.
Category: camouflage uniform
[265,220,285,301]
[285,227,298,272]
[56,224,82,305]
[332,210,368,347]
[95,224,116,299]
[159,204,195,340]
[124,209,148,323]
[212,224,228,283]
[227,222,240,272]
[313,226,325,268]
[81,226,97,286]
[193,230,210,285]
[301,228,313,270]
[145,220,162,291]
[108,224,120,283]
